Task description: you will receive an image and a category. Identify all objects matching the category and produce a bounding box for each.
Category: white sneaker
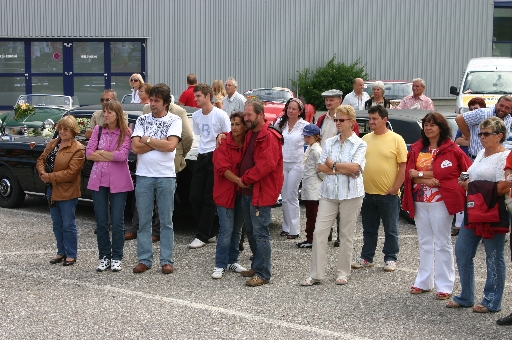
[96,256,111,272]
[384,261,397,272]
[111,260,122,272]
[227,263,247,273]
[207,236,217,243]
[211,267,225,279]
[351,258,374,269]
[189,238,206,249]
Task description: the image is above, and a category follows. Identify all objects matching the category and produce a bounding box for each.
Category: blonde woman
[301,105,367,286]
[36,115,85,266]
[212,79,227,109]
[129,73,144,103]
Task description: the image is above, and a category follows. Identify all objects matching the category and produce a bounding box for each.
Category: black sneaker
[333,239,340,247]
[497,312,512,325]
[296,240,313,248]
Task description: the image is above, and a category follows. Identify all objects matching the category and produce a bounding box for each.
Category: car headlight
[43,119,55,129]
[458,107,469,114]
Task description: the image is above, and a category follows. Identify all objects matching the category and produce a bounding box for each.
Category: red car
[243,87,316,124]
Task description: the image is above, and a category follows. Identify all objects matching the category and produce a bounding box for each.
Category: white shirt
[131,88,140,103]
[192,107,230,154]
[468,149,509,182]
[132,113,182,177]
[222,91,246,115]
[319,112,338,148]
[342,91,370,110]
[278,118,309,163]
[318,133,367,200]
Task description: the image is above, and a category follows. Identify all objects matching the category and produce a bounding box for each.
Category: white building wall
[0,0,495,99]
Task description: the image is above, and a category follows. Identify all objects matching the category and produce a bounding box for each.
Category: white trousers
[281,161,303,236]
[310,196,363,279]
[413,201,455,293]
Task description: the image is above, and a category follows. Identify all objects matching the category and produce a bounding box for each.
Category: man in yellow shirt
[352,105,407,272]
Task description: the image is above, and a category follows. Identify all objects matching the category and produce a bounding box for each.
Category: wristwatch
[418,171,424,178]
[146,137,151,144]
[332,162,337,173]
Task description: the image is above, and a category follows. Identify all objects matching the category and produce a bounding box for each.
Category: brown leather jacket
[36,138,85,201]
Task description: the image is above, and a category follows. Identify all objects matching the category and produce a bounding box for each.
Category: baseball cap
[321,89,343,98]
[302,124,321,136]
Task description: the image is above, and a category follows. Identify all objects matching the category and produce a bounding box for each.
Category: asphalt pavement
[1,196,512,339]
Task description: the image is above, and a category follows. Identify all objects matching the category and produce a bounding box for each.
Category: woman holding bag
[447,117,510,313]
[86,100,133,272]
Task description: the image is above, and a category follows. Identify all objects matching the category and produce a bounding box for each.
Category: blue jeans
[46,188,78,258]
[453,226,506,312]
[135,176,176,267]
[241,195,272,281]
[360,193,400,262]
[215,195,244,268]
[92,187,128,261]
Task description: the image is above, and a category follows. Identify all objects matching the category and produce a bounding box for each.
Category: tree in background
[291,56,369,111]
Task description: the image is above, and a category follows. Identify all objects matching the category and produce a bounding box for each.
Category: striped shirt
[222,91,246,115]
[397,94,435,110]
[342,91,370,110]
[462,106,512,157]
[318,133,367,200]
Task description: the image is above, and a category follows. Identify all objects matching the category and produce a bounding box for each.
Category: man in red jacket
[237,98,284,287]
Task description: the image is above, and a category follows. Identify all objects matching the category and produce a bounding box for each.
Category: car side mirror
[450,86,459,96]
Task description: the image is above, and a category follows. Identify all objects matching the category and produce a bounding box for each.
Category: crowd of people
[37,74,512,325]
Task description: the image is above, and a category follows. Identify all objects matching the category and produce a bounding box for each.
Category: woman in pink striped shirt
[86,100,133,272]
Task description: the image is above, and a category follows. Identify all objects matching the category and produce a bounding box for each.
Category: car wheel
[0,167,25,208]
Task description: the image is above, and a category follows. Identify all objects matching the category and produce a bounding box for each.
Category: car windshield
[462,71,512,94]
[244,89,292,103]
[364,83,413,100]
[17,94,76,109]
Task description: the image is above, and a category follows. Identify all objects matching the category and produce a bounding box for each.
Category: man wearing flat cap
[316,89,359,148]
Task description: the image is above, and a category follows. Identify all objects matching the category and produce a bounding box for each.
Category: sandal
[473,304,490,313]
[287,234,299,240]
[446,300,462,308]
[410,286,431,294]
[280,231,289,237]
[300,277,321,286]
[335,276,348,285]
[436,292,451,300]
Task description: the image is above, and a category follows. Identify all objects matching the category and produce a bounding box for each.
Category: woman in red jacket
[211,112,248,279]
[403,112,472,299]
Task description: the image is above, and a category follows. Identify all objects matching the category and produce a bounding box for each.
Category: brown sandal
[473,304,490,313]
[446,300,462,308]
[410,286,431,294]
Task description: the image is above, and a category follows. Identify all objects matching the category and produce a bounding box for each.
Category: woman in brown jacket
[36,115,85,266]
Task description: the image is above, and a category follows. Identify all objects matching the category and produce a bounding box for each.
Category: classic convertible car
[0,94,79,136]
[0,103,198,212]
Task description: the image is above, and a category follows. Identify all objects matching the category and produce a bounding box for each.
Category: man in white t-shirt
[189,83,231,249]
[131,83,182,275]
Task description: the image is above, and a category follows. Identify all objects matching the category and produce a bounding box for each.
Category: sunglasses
[478,132,497,137]
[333,118,350,123]
[100,98,111,103]
[130,78,139,82]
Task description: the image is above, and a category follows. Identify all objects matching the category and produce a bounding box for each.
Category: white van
[450,57,512,114]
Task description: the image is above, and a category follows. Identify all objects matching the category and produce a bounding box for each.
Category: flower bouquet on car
[13,102,35,121]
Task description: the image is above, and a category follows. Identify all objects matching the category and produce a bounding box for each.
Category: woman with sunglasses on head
[402,112,471,300]
[446,117,510,313]
[36,115,85,266]
[276,98,310,240]
[129,73,144,103]
[86,100,133,272]
[301,105,367,286]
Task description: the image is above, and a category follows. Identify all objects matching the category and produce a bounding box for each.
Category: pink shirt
[397,94,435,110]
[86,125,134,193]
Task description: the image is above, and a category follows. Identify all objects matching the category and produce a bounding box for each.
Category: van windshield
[462,71,512,94]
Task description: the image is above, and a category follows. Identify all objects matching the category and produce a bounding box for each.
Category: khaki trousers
[310,196,363,280]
